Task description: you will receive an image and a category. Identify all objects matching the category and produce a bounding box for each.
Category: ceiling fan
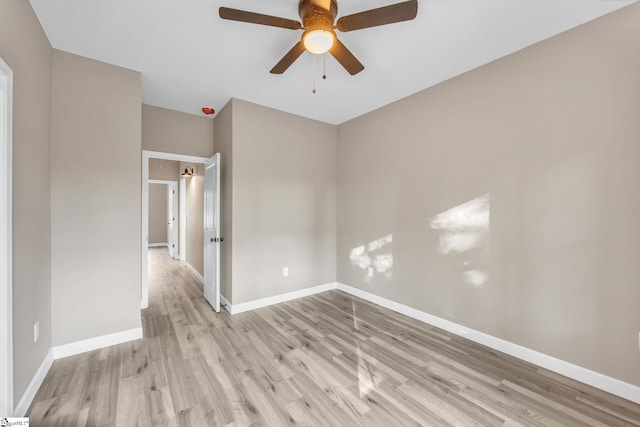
[219,0,418,75]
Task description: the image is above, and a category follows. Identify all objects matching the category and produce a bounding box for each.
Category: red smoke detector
[201,107,215,115]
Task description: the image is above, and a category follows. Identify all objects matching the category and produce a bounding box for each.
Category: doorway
[1,57,14,415]
[148,180,179,258]
[141,151,213,309]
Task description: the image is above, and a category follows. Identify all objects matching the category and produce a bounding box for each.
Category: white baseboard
[228,282,338,315]
[220,294,231,314]
[52,327,143,360]
[185,262,204,284]
[336,282,640,404]
[14,348,53,416]
[148,242,168,248]
[17,328,143,415]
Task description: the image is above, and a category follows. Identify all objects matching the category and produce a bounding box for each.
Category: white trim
[143,150,209,164]
[228,282,338,315]
[336,282,640,404]
[14,349,53,417]
[142,150,210,310]
[148,242,168,248]
[148,179,177,185]
[141,153,149,309]
[220,294,231,313]
[0,56,13,416]
[52,327,143,360]
[185,262,204,284]
[179,178,186,260]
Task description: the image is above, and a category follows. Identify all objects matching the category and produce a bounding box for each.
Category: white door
[167,183,178,259]
[204,153,221,312]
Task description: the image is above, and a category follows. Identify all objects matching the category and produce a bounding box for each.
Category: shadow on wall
[430,194,490,289]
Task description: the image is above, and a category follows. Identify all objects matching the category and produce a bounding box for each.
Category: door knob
[210,237,215,243]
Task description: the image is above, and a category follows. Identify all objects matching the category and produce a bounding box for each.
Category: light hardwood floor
[28,248,640,426]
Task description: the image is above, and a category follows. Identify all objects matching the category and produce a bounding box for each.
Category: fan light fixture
[219,0,419,75]
[303,30,334,54]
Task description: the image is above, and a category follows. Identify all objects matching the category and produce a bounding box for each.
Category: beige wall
[232,99,337,304]
[51,50,142,346]
[213,101,233,301]
[142,104,214,157]
[0,0,52,404]
[337,3,640,387]
[149,158,179,180]
[148,184,167,244]
[185,166,204,276]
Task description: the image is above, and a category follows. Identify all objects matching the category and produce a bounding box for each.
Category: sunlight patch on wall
[461,269,488,288]
[430,195,489,254]
[430,195,490,288]
[350,233,393,280]
[349,245,370,269]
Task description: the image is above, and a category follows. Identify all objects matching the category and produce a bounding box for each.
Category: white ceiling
[30,0,635,125]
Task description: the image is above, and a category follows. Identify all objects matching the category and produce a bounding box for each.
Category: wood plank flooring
[28,248,640,426]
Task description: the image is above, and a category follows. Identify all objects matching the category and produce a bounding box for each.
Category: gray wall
[51,50,142,346]
[142,104,214,157]
[148,184,167,244]
[0,0,52,404]
[231,99,337,304]
[337,3,640,387]
[213,101,233,301]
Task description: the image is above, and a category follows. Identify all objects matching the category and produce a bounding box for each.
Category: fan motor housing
[298,0,338,29]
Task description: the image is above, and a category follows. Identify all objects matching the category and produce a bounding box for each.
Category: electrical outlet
[34,321,39,343]
[368,267,374,277]
[283,267,289,277]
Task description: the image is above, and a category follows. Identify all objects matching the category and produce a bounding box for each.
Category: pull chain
[312,54,317,94]
[312,54,327,93]
[323,53,327,80]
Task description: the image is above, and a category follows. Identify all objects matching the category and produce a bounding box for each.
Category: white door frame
[179,177,186,261]
[1,57,14,416]
[141,150,209,309]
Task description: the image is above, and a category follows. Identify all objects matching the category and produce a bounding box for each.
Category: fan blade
[219,7,302,30]
[336,0,418,32]
[329,38,364,75]
[270,41,306,74]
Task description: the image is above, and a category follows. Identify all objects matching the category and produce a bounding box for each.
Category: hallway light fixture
[181,166,195,177]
